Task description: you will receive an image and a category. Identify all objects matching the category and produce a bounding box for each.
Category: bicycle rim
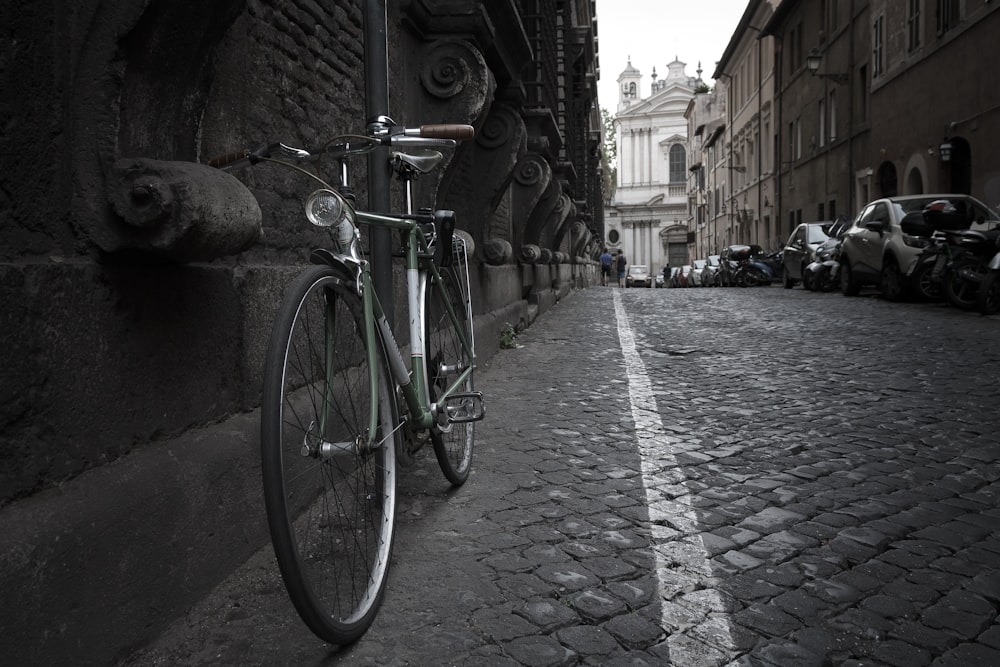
[424,264,475,486]
[260,265,398,644]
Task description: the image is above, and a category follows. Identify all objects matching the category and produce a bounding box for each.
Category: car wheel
[782,269,794,289]
[879,256,906,301]
[802,266,815,291]
[840,258,861,296]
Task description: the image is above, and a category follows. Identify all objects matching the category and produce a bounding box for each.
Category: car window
[871,203,889,225]
[807,226,830,244]
[855,204,876,226]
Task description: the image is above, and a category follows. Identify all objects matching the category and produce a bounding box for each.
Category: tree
[600,107,618,204]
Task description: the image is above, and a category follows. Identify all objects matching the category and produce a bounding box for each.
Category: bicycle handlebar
[407,124,475,140]
[206,124,474,169]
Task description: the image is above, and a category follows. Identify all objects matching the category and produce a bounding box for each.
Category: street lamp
[805,48,849,84]
[940,139,953,162]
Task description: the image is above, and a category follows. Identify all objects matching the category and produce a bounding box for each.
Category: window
[873,16,885,77]
[795,117,802,159]
[669,144,686,183]
[936,0,960,35]
[828,90,837,142]
[818,99,826,147]
[859,65,869,119]
[908,0,921,51]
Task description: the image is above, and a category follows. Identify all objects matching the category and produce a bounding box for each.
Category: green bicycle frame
[340,209,474,448]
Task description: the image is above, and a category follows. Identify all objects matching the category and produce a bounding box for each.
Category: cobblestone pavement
[124,286,1000,666]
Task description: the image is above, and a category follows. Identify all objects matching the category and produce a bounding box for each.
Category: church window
[669,144,686,183]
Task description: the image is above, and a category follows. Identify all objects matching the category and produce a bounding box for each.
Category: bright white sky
[596,0,749,113]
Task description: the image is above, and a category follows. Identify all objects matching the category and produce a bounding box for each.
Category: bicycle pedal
[441,392,485,424]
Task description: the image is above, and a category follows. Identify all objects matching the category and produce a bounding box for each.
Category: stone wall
[0,0,601,663]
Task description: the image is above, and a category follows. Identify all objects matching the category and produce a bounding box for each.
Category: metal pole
[364,0,393,326]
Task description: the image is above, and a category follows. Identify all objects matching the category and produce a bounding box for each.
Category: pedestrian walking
[662,263,670,288]
[599,248,613,287]
[616,251,627,287]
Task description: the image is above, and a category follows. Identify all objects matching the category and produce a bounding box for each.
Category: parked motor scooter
[941,228,1000,310]
[803,237,842,292]
[735,253,780,287]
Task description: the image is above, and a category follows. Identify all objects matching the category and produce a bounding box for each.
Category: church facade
[605,58,703,276]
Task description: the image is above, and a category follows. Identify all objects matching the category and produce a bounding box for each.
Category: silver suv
[839,194,1000,300]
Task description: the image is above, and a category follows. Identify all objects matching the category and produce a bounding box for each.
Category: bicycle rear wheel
[260,265,398,644]
[424,262,476,486]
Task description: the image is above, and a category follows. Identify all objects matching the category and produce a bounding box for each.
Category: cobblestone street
[124,286,1000,666]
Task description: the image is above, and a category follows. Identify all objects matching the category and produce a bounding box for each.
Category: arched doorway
[877,161,898,197]
[945,137,971,194]
[905,167,924,195]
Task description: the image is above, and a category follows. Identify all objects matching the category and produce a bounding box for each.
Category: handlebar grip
[207,150,250,169]
[418,124,475,140]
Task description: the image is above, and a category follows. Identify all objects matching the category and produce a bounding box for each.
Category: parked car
[782,223,831,288]
[688,259,708,287]
[702,255,721,286]
[839,194,1000,300]
[625,264,652,287]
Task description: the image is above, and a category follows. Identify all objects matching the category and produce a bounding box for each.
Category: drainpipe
[364,0,393,326]
[847,0,856,213]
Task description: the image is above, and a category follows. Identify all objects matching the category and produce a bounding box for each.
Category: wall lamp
[805,48,849,84]
[940,139,953,162]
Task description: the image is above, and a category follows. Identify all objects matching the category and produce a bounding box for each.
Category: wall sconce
[940,139,953,162]
[805,48,849,84]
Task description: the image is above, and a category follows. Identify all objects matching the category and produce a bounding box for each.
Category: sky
[595,0,750,113]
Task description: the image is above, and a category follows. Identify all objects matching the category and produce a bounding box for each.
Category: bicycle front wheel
[424,264,476,486]
[260,265,398,645]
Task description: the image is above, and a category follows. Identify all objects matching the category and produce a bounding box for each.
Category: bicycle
[209,117,484,644]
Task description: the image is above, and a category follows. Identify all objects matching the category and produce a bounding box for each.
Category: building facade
[605,59,704,274]
[682,0,1000,260]
[0,1,602,663]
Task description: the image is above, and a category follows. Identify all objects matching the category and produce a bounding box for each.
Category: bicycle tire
[424,263,476,486]
[260,264,398,645]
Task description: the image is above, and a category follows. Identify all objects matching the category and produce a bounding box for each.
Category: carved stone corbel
[104,158,262,261]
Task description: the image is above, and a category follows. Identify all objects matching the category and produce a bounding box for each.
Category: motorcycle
[901,205,1000,309]
[940,228,1000,310]
[734,252,780,287]
[979,239,1000,315]
[803,236,842,292]
[803,216,850,292]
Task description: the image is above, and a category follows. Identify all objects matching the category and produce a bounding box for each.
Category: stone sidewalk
[123,286,1000,666]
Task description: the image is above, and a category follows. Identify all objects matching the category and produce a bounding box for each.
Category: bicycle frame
[332,208,474,448]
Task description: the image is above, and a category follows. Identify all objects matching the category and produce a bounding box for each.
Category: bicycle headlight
[305,189,353,228]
